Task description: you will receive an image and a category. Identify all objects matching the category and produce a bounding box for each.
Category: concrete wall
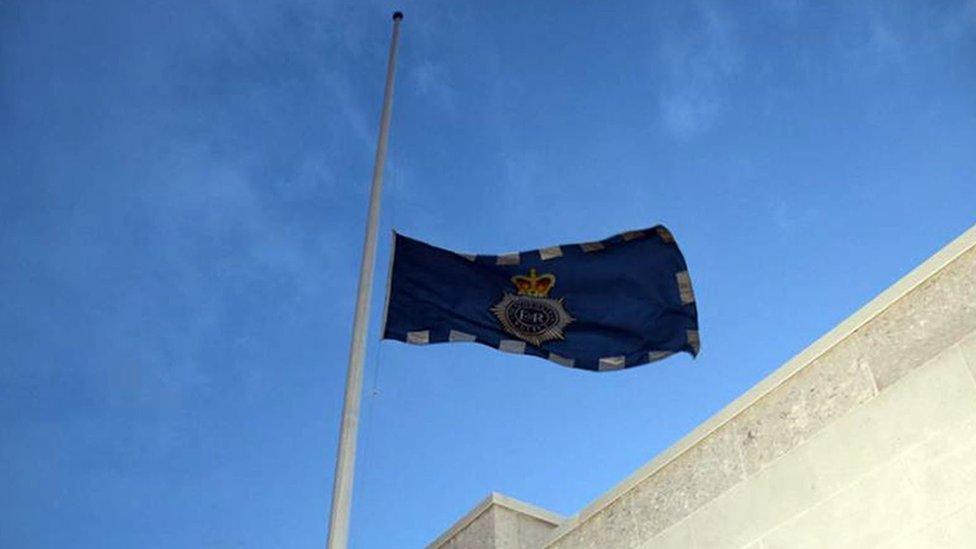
[544,224,976,549]
[429,493,563,549]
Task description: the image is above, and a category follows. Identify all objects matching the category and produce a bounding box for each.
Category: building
[429,223,976,548]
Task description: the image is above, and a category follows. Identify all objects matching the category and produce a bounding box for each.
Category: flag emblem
[490,269,574,346]
[382,226,699,371]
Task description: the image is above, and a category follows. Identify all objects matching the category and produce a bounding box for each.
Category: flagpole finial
[393,11,403,20]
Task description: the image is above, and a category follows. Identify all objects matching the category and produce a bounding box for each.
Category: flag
[381,225,699,371]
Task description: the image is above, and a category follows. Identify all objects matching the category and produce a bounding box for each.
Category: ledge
[428,492,564,548]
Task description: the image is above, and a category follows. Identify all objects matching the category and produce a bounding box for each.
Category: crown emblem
[491,268,574,346]
[511,269,556,297]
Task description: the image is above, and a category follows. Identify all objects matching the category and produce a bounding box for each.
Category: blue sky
[1,1,974,547]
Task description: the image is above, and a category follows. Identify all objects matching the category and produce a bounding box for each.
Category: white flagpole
[327,11,403,549]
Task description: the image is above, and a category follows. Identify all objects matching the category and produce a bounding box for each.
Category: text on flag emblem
[491,269,574,346]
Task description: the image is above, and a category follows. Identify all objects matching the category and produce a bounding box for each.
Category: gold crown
[511,269,556,297]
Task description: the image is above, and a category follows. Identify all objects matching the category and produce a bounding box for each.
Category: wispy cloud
[657,2,741,140]
[843,11,906,73]
[850,2,976,73]
[765,0,807,24]
[0,0,390,462]
[411,59,457,113]
[942,0,976,40]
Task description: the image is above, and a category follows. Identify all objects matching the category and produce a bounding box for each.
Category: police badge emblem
[491,269,574,346]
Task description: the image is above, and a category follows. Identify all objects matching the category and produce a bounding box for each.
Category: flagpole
[327,11,403,549]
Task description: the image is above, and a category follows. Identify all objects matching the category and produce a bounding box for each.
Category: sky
[1,1,974,547]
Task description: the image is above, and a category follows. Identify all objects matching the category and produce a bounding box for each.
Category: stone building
[428,223,976,548]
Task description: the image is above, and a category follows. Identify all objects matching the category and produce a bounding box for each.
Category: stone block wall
[544,225,976,548]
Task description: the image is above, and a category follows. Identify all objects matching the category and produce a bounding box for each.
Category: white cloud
[657,2,741,140]
[659,92,722,141]
[765,0,806,24]
[411,59,457,112]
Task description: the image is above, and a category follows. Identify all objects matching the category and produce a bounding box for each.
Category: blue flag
[381,225,699,371]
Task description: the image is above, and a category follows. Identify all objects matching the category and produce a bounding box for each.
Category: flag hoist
[327,11,403,549]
